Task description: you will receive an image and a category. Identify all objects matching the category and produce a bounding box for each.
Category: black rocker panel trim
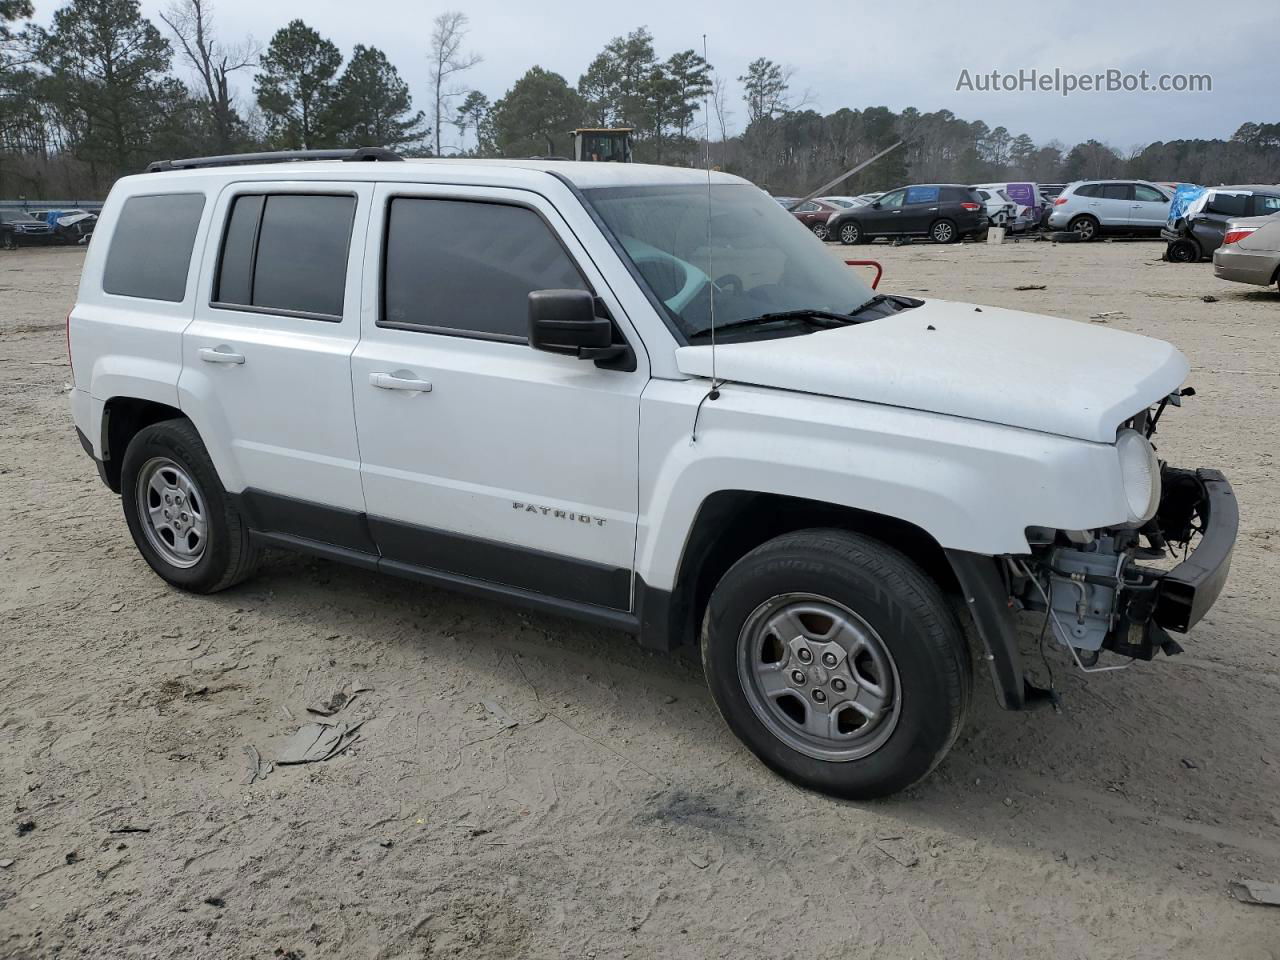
[367,516,632,611]
[231,488,633,613]
[234,489,379,555]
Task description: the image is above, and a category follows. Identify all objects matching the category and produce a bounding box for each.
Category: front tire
[120,418,260,593]
[837,221,863,245]
[701,530,971,799]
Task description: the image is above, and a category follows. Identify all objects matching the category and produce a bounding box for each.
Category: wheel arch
[100,396,186,493]
[640,490,959,654]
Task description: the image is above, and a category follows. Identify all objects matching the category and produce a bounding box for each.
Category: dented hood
[674,300,1189,443]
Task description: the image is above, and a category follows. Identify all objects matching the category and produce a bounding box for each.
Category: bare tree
[160,0,257,151]
[710,75,732,144]
[428,11,480,156]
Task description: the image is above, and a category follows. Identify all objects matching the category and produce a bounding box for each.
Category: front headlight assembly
[1116,428,1161,525]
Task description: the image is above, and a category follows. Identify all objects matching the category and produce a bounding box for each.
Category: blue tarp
[1168,184,1205,226]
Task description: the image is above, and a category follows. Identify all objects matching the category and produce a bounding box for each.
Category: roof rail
[144,146,403,173]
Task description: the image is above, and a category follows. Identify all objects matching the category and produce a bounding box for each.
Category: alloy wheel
[135,457,209,568]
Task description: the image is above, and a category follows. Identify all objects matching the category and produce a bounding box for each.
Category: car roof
[117,157,749,192]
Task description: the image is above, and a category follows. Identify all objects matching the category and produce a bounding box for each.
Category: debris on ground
[874,836,919,867]
[276,720,366,765]
[0,859,14,869]
[107,825,151,835]
[15,821,34,837]
[242,744,272,785]
[481,699,519,730]
[306,680,371,717]
[65,851,79,865]
[1202,295,1219,303]
[687,852,710,869]
[1181,758,1199,770]
[204,896,226,908]
[1089,311,1126,322]
[1014,284,1047,291]
[1229,879,1280,906]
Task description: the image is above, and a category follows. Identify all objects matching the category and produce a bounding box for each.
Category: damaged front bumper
[948,466,1238,710]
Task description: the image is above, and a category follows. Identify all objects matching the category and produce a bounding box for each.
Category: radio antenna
[691,33,720,445]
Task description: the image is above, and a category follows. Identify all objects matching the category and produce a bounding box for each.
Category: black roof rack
[145,146,403,173]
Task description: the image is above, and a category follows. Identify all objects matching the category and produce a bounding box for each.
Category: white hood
[674,300,1189,443]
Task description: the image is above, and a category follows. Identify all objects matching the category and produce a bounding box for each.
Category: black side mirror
[871,201,882,208]
[528,289,627,363]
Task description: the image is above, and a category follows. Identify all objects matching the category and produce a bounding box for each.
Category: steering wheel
[714,274,744,295]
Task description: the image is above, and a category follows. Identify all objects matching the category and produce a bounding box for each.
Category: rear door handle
[370,372,432,392]
[199,346,245,364]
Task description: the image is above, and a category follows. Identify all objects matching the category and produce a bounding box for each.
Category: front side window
[877,190,906,208]
[1255,194,1280,215]
[1134,184,1166,203]
[103,193,206,302]
[583,183,876,344]
[382,197,588,341]
[214,193,355,319]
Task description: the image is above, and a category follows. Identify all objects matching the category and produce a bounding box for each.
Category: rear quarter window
[103,193,206,302]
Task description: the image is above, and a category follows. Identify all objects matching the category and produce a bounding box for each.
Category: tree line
[1,1,1277,199]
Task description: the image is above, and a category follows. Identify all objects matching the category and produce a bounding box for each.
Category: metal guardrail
[0,199,104,213]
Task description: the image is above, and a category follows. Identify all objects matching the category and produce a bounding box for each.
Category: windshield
[583,183,877,343]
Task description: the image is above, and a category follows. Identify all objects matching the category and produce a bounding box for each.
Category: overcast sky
[29,0,1280,151]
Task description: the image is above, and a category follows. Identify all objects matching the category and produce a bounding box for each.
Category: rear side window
[1255,194,1280,215]
[381,198,587,341]
[906,186,940,203]
[103,193,206,302]
[1100,184,1132,201]
[214,194,355,319]
[1205,192,1249,217]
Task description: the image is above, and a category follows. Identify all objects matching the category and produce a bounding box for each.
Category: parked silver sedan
[1213,213,1280,292]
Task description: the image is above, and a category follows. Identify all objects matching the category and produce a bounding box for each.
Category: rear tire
[812,222,830,241]
[930,219,958,244]
[1069,215,1099,241]
[120,418,260,593]
[701,529,971,799]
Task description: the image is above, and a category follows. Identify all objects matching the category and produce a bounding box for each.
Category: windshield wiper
[849,293,923,314]
[687,308,857,341]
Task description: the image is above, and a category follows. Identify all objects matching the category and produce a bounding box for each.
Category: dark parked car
[0,209,57,248]
[788,198,844,240]
[827,184,989,245]
[1161,185,1280,262]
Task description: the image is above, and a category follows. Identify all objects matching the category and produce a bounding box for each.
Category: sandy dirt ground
[1,239,1278,959]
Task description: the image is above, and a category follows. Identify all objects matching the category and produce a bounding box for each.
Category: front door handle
[199,346,245,364]
[370,371,432,392]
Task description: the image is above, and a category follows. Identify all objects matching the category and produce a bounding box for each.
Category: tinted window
[1255,194,1280,215]
[1075,184,1100,198]
[383,198,587,340]
[1100,184,1132,201]
[103,193,205,302]
[214,194,355,318]
[1134,184,1166,203]
[1205,192,1249,217]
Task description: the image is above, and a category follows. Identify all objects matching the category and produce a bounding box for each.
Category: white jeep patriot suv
[68,148,1237,798]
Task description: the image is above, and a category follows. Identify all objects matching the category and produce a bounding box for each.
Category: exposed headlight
[1116,428,1161,525]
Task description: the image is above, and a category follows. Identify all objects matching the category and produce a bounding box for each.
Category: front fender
[635,380,1129,592]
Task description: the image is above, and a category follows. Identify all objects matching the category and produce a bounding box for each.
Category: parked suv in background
[1047,180,1171,240]
[68,149,1236,800]
[829,184,989,244]
[0,209,56,248]
[974,187,1016,227]
[1162,185,1280,262]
